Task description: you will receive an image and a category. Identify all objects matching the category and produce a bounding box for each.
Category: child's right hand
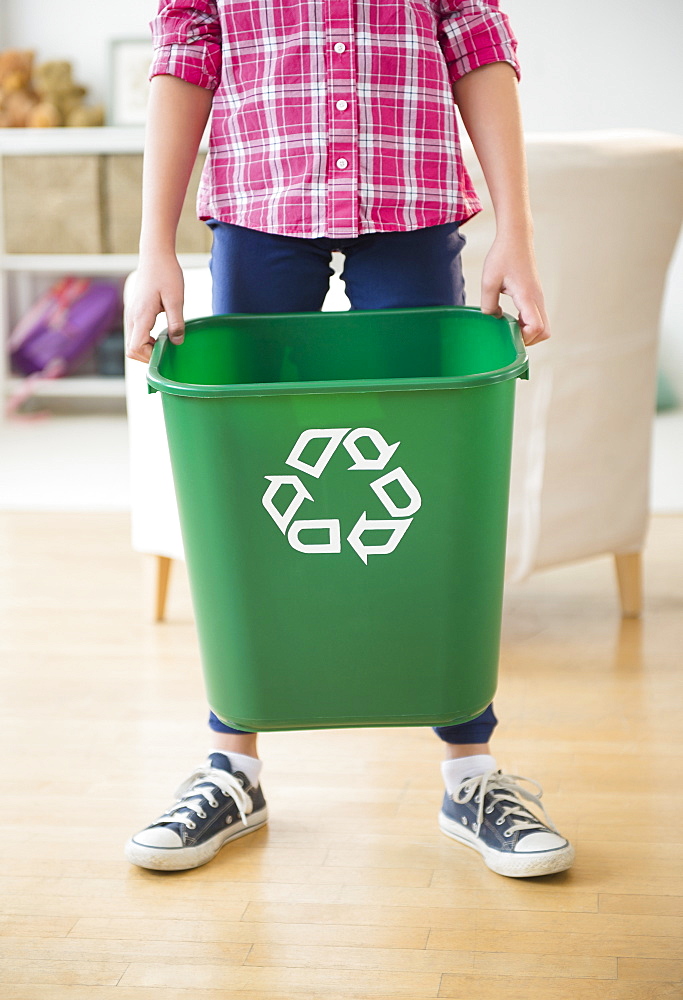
[125,254,186,364]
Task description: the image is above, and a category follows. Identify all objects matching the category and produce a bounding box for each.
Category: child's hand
[125,254,186,364]
[480,234,550,346]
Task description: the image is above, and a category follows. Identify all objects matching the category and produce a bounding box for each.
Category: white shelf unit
[1,254,140,274]
[7,375,127,398]
[0,127,208,407]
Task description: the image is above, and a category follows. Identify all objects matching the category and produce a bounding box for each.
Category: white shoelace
[154,764,254,831]
[453,769,560,839]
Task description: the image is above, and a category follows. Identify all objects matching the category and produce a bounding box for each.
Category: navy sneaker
[439,769,574,877]
[125,752,267,871]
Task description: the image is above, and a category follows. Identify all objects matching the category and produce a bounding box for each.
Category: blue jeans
[206,220,497,746]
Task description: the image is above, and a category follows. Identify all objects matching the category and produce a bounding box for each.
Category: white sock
[441,754,497,795]
[208,749,263,787]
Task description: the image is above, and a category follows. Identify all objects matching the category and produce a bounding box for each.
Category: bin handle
[503,315,529,381]
[147,330,168,393]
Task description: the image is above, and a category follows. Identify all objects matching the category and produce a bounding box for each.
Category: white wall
[4,0,683,390]
[2,0,157,107]
[514,0,683,135]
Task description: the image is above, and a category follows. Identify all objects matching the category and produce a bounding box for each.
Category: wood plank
[240,895,596,931]
[472,951,617,979]
[616,958,683,982]
[118,962,442,995]
[428,909,683,940]
[244,942,474,972]
[599,894,683,916]
[0,989,445,1000]
[0,896,249,922]
[0,873,348,906]
[0,917,77,939]
[0,937,251,965]
[336,884,600,913]
[438,974,682,999]
[430,930,683,961]
[0,959,127,987]
[70,917,430,950]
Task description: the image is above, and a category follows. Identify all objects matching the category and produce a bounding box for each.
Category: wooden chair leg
[155,555,173,622]
[614,552,642,619]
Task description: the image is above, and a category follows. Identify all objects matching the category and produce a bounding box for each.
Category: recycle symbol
[261,427,422,563]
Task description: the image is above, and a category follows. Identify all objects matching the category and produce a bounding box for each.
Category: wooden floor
[1,511,682,1000]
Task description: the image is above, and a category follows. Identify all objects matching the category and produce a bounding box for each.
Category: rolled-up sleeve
[437,0,520,84]
[149,0,222,91]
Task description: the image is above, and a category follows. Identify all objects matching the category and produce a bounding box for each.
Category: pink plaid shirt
[150,0,519,240]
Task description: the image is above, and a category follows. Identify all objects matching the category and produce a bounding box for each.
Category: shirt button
[334,42,346,54]
[336,157,349,170]
[336,99,348,111]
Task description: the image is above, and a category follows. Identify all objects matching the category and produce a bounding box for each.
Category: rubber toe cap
[514,831,568,853]
[132,826,183,849]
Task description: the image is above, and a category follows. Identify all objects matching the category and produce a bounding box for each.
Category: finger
[531,302,552,344]
[127,342,154,364]
[516,299,546,346]
[480,276,503,318]
[525,325,551,347]
[163,298,185,345]
[125,335,154,364]
[126,312,156,363]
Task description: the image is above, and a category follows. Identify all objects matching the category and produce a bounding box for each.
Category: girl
[125,0,572,879]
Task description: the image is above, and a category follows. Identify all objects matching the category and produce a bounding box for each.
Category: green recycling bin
[147,306,528,732]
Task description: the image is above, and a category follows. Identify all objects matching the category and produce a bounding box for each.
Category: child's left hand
[480,234,551,346]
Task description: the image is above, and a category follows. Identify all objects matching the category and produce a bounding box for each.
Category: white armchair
[125,130,683,620]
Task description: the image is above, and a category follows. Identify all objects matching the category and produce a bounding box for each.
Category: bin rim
[147,305,529,398]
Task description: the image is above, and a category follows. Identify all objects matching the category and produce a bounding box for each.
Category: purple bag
[9,276,122,377]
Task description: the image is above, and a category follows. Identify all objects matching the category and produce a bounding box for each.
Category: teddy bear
[0,49,39,127]
[28,60,104,127]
